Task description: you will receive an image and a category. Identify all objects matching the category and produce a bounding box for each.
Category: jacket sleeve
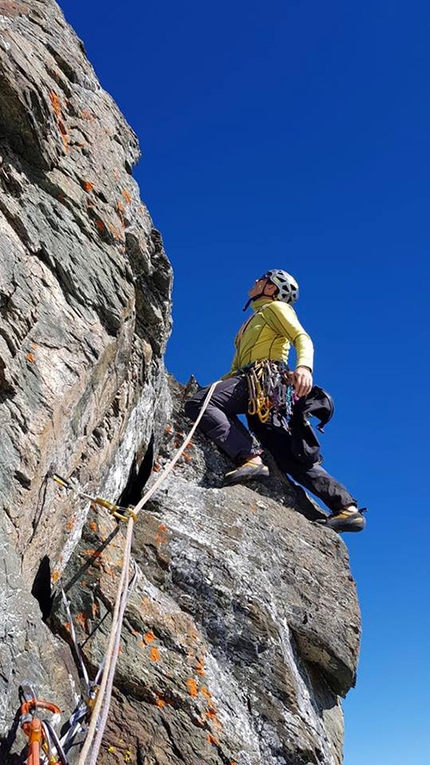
[264,302,314,371]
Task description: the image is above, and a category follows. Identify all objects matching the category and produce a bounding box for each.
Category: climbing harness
[245,360,295,424]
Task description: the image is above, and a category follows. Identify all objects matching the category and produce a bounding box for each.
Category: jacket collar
[250,297,276,311]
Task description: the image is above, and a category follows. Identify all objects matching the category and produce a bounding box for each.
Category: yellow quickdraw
[50,473,137,523]
[246,361,274,423]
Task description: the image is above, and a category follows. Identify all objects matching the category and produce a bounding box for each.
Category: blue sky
[59,2,429,763]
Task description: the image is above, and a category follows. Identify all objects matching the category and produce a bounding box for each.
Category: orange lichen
[165,425,173,434]
[26,352,35,363]
[50,91,62,117]
[150,646,160,662]
[51,571,60,583]
[95,219,106,232]
[152,463,161,473]
[158,524,167,533]
[89,521,98,532]
[66,521,74,531]
[186,678,198,697]
[195,657,206,676]
[84,549,102,558]
[200,687,212,700]
[207,734,219,746]
[92,602,99,617]
[74,612,89,631]
[48,90,70,152]
[144,631,156,644]
[64,621,71,632]
[108,222,123,241]
[81,109,95,121]
[155,698,165,708]
[122,189,132,204]
[116,200,125,214]
[82,181,94,193]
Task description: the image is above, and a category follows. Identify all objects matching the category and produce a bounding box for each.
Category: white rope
[132,380,221,517]
[78,380,220,764]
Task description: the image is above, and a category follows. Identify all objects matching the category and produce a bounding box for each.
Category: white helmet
[263,269,299,304]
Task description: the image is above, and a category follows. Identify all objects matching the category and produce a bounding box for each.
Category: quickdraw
[50,474,137,523]
[41,379,221,765]
[245,360,295,424]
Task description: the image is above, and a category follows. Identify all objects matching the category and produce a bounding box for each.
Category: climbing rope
[75,379,221,765]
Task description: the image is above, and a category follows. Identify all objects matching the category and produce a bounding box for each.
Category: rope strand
[77,379,221,764]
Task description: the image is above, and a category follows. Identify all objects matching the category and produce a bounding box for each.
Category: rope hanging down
[75,379,220,765]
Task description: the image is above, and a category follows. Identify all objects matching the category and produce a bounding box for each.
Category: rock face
[0,3,361,764]
[0,0,172,756]
[43,380,360,765]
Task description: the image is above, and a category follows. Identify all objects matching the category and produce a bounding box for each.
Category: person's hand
[293,366,313,397]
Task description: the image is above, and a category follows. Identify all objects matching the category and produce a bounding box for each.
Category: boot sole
[223,469,270,486]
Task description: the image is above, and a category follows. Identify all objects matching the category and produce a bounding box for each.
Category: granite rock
[0,3,361,764]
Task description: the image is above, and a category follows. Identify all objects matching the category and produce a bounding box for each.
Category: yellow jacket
[226,297,314,376]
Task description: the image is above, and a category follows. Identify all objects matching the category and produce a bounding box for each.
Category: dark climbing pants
[248,415,356,513]
[185,374,356,513]
[184,375,259,463]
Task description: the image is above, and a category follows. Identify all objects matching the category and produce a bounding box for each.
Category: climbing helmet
[262,269,299,304]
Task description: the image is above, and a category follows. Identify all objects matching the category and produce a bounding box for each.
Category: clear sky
[59,2,429,763]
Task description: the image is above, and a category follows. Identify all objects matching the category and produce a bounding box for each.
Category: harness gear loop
[244,360,294,424]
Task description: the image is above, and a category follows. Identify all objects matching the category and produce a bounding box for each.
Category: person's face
[248,276,277,299]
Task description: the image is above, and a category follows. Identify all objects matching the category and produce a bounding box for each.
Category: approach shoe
[224,460,270,486]
[317,507,367,533]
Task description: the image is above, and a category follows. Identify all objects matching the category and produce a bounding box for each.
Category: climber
[184,270,366,533]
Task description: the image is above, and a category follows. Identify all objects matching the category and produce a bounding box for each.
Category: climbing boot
[317,507,367,533]
[224,460,269,486]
